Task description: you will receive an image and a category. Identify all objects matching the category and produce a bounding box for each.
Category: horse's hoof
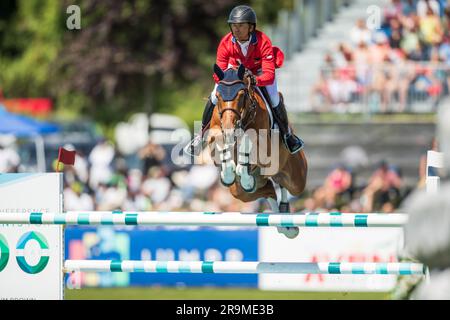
[241,175,256,193]
[277,226,299,239]
[220,172,235,187]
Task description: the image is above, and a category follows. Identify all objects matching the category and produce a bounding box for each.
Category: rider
[185,5,304,156]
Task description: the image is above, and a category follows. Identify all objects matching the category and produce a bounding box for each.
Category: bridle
[216,79,257,136]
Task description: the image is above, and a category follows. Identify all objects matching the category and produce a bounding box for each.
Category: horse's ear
[214,64,224,80]
[237,64,245,80]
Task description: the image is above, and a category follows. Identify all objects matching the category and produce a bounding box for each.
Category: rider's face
[230,23,253,42]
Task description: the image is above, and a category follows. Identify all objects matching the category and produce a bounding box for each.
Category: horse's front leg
[236,133,256,193]
[217,142,236,186]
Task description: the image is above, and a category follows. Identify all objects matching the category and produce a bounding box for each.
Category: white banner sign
[258,226,404,291]
[0,173,63,300]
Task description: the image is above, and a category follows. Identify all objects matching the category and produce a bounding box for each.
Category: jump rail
[0,211,409,227]
[63,260,426,275]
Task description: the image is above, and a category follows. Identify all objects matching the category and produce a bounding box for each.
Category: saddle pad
[255,87,276,130]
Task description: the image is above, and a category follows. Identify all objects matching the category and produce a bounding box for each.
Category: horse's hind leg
[267,184,299,239]
[279,187,290,213]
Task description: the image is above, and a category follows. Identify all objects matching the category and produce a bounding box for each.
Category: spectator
[313,164,353,209]
[388,18,403,49]
[384,0,404,21]
[403,0,418,16]
[350,19,372,47]
[327,68,358,109]
[335,43,354,67]
[400,23,422,58]
[439,35,450,65]
[96,175,128,211]
[419,6,444,57]
[140,166,172,208]
[310,69,333,112]
[441,5,450,35]
[302,197,318,212]
[64,181,94,211]
[88,139,115,189]
[417,0,440,17]
[353,41,371,89]
[310,52,335,111]
[73,150,89,184]
[387,50,414,111]
[367,33,392,112]
[138,140,166,175]
[0,141,20,173]
[361,160,403,212]
[369,32,391,64]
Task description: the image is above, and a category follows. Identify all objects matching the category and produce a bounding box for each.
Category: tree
[52,0,238,123]
[1,0,287,125]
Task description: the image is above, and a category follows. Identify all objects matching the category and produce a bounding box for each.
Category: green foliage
[0,0,288,129]
[154,81,211,131]
[0,0,63,98]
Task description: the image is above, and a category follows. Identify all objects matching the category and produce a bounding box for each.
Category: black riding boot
[271,96,304,154]
[184,98,215,156]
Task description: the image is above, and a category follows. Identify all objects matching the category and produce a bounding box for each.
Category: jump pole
[63,260,426,275]
[0,211,409,228]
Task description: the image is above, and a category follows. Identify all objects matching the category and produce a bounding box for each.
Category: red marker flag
[56,147,76,172]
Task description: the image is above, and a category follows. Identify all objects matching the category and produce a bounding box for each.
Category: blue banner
[65,226,258,287]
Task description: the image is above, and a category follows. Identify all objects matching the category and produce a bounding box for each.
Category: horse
[205,64,308,238]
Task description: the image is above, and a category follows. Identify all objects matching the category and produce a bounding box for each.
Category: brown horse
[205,64,308,238]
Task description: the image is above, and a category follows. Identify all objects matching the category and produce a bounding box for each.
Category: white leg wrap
[268,185,299,239]
[236,134,255,192]
[218,143,236,185]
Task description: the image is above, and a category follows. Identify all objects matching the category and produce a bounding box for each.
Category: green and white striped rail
[0,211,408,227]
[63,260,426,275]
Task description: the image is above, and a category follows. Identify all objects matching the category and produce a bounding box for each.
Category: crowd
[301,136,438,213]
[303,160,405,213]
[311,0,450,113]
[1,133,436,214]
[58,140,257,214]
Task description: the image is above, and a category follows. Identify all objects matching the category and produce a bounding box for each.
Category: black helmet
[227,5,257,25]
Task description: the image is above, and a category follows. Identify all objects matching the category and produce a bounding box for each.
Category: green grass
[65,287,390,300]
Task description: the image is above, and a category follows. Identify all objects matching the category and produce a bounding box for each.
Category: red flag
[56,147,76,172]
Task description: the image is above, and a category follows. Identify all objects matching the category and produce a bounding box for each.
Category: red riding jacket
[213,30,283,87]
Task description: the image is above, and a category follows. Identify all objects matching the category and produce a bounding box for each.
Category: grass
[65,287,390,300]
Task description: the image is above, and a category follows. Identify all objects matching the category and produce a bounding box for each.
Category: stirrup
[183,135,204,157]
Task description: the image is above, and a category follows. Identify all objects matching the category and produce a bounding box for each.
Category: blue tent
[0,104,60,171]
[0,105,59,136]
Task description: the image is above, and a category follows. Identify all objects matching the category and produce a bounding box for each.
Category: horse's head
[214,64,256,145]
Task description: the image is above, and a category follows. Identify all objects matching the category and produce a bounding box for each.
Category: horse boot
[184,98,216,156]
[271,96,304,154]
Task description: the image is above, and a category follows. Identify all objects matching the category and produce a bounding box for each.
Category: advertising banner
[0,173,63,300]
[258,227,404,291]
[65,226,258,288]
